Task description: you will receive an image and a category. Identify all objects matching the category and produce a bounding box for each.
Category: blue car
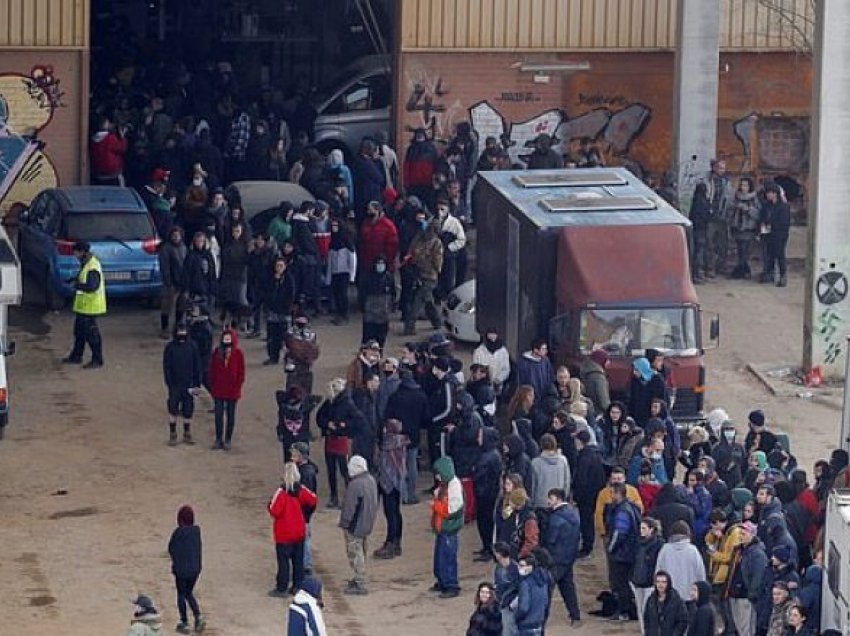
[18,186,162,307]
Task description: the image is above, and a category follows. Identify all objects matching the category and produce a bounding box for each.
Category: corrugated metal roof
[477,167,691,228]
[0,0,89,49]
[401,0,814,52]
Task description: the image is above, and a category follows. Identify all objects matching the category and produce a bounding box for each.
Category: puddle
[9,305,51,336]
[29,595,56,607]
[48,506,100,520]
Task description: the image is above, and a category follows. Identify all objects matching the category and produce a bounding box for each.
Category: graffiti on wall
[468,100,652,170]
[0,66,62,213]
[814,258,850,368]
[404,69,465,141]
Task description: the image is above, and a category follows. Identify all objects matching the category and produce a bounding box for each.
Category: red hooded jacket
[359,215,399,270]
[90,131,128,177]
[208,330,246,400]
[268,485,318,544]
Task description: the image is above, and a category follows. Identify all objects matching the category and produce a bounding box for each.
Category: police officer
[62,241,105,368]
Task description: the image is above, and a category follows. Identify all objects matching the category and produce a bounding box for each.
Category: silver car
[313,54,392,157]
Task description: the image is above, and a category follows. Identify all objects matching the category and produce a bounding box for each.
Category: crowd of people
[81,50,825,636]
[688,160,792,288]
[126,309,845,636]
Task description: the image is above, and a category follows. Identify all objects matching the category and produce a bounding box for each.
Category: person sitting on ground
[125,595,163,636]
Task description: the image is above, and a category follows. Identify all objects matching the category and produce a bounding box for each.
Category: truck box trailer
[823,489,850,633]
[474,168,718,422]
[0,223,21,431]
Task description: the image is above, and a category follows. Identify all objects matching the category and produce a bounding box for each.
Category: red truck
[474,168,719,422]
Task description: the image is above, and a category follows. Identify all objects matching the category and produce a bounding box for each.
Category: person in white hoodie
[654,520,707,600]
[706,407,730,442]
[472,328,511,396]
[435,197,467,297]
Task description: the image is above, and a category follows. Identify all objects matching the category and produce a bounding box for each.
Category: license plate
[104,271,131,281]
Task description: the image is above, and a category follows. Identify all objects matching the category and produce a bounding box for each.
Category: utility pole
[803,0,850,378]
[672,0,721,212]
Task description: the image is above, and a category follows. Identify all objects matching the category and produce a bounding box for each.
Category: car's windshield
[579,306,698,355]
[313,67,352,105]
[65,213,154,242]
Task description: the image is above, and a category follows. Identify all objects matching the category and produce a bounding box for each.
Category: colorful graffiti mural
[0,66,62,214]
[468,101,651,170]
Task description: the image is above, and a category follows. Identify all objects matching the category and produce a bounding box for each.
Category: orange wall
[395,50,812,183]
[0,50,87,214]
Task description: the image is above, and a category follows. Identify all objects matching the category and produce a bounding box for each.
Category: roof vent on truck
[512,172,627,188]
[539,195,657,213]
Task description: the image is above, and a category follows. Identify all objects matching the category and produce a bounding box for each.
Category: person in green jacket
[268,201,294,250]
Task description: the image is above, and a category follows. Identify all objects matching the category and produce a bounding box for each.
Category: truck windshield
[579,306,698,356]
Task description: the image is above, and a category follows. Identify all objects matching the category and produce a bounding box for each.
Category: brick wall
[395,50,812,186]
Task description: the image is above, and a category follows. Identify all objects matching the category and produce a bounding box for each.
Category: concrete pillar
[803,1,850,378]
[671,0,720,211]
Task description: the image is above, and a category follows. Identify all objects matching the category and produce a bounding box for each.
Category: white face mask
[192,176,203,186]
[375,264,386,274]
[723,430,735,441]
[518,566,532,577]
[651,452,662,461]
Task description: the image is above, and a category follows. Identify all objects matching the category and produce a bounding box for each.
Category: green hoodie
[432,456,464,535]
[434,456,457,482]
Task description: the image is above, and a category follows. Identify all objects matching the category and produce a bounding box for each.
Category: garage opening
[89,0,395,190]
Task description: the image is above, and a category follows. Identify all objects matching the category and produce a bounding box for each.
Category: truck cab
[548,223,712,421]
[475,168,719,423]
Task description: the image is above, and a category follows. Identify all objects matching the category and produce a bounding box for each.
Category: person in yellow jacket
[706,509,746,585]
[62,241,106,368]
[594,466,644,540]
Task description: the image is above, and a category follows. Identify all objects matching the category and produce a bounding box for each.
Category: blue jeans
[303,524,313,572]
[501,608,518,636]
[433,533,459,591]
[404,447,418,502]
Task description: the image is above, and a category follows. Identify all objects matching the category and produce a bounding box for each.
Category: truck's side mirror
[703,312,720,350]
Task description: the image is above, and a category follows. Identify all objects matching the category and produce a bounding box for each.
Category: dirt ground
[0,229,841,635]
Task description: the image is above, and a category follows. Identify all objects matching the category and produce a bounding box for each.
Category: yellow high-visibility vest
[72,255,107,316]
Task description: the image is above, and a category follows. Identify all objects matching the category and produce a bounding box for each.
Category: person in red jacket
[89,116,128,185]
[208,329,246,450]
[357,201,399,308]
[403,128,438,201]
[268,461,318,596]
[359,201,400,270]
